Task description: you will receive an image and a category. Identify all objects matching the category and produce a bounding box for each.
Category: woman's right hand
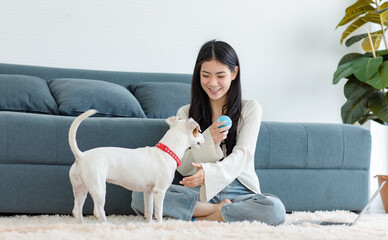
[209,121,229,145]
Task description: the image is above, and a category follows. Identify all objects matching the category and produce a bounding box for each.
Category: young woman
[132,40,285,225]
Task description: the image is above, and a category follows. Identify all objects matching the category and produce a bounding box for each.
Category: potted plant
[333,0,388,212]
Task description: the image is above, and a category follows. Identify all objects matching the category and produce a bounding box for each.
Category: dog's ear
[188,118,201,137]
[166,116,180,127]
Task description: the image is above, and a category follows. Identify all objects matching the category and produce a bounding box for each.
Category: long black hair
[189,40,242,156]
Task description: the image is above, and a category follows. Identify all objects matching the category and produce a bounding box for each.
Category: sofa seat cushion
[129,82,190,118]
[0,74,58,114]
[0,112,168,165]
[49,78,146,118]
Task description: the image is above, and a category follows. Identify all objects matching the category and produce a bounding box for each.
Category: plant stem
[366,28,377,57]
[379,22,387,49]
[376,0,388,49]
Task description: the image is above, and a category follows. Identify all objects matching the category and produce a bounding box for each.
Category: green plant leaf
[386,91,388,106]
[340,11,387,44]
[378,62,388,89]
[375,6,388,14]
[361,34,383,51]
[365,60,388,89]
[333,61,353,84]
[341,96,370,124]
[358,114,387,125]
[340,18,368,44]
[375,49,388,56]
[352,56,383,82]
[345,0,374,15]
[381,2,388,9]
[337,0,375,28]
[368,91,388,122]
[343,76,374,99]
[341,79,377,124]
[372,118,388,125]
[380,2,388,10]
[338,53,365,65]
[358,113,375,124]
[365,49,388,58]
[345,33,368,47]
[345,28,386,47]
[333,53,366,84]
[376,7,388,28]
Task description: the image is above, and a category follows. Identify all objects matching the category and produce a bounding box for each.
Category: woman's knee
[266,195,286,225]
[250,194,285,225]
[222,193,285,225]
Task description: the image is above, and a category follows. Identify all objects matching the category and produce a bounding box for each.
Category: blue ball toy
[217,115,232,130]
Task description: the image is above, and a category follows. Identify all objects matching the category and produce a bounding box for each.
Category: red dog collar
[156,143,181,167]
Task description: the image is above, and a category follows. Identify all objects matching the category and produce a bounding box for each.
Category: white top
[176,99,262,202]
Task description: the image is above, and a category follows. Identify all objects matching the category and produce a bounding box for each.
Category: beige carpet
[0,211,387,240]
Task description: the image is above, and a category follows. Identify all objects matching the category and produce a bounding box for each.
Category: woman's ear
[232,66,239,80]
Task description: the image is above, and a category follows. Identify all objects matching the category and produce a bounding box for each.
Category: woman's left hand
[179,163,204,188]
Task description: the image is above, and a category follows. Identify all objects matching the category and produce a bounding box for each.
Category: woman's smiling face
[200,59,238,105]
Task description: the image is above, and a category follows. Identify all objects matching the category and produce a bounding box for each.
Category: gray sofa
[0,63,371,215]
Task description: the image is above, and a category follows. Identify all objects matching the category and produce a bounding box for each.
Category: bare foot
[216,199,232,210]
[195,199,232,222]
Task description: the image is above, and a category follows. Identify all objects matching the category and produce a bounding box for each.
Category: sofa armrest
[255,122,371,170]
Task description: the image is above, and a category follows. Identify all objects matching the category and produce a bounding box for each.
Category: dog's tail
[69,109,98,161]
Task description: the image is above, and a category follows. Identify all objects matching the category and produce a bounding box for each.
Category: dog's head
[166,117,204,149]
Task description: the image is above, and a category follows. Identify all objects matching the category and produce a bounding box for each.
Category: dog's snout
[192,139,204,149]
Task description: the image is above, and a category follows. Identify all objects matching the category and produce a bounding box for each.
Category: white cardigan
[176,100,262,202]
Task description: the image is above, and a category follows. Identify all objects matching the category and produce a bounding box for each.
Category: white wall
[369,122,388,212]
[0,0,354,123]
[1,0,386,210]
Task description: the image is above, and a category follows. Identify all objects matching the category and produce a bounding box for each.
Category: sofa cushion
[49,78,146,118]
[129,82,191,118]
[0,112,169,165]
[0,74,59,114]
[255,122,371,170]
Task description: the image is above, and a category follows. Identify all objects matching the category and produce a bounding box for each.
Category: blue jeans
[131,179,286,225]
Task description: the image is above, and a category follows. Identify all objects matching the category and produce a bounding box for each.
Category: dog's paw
[75,217,84,224]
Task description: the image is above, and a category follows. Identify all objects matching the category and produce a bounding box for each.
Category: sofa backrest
[0,63,192,118]
[0,63,191,86]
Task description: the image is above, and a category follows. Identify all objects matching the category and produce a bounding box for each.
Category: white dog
[68,109,204,223]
